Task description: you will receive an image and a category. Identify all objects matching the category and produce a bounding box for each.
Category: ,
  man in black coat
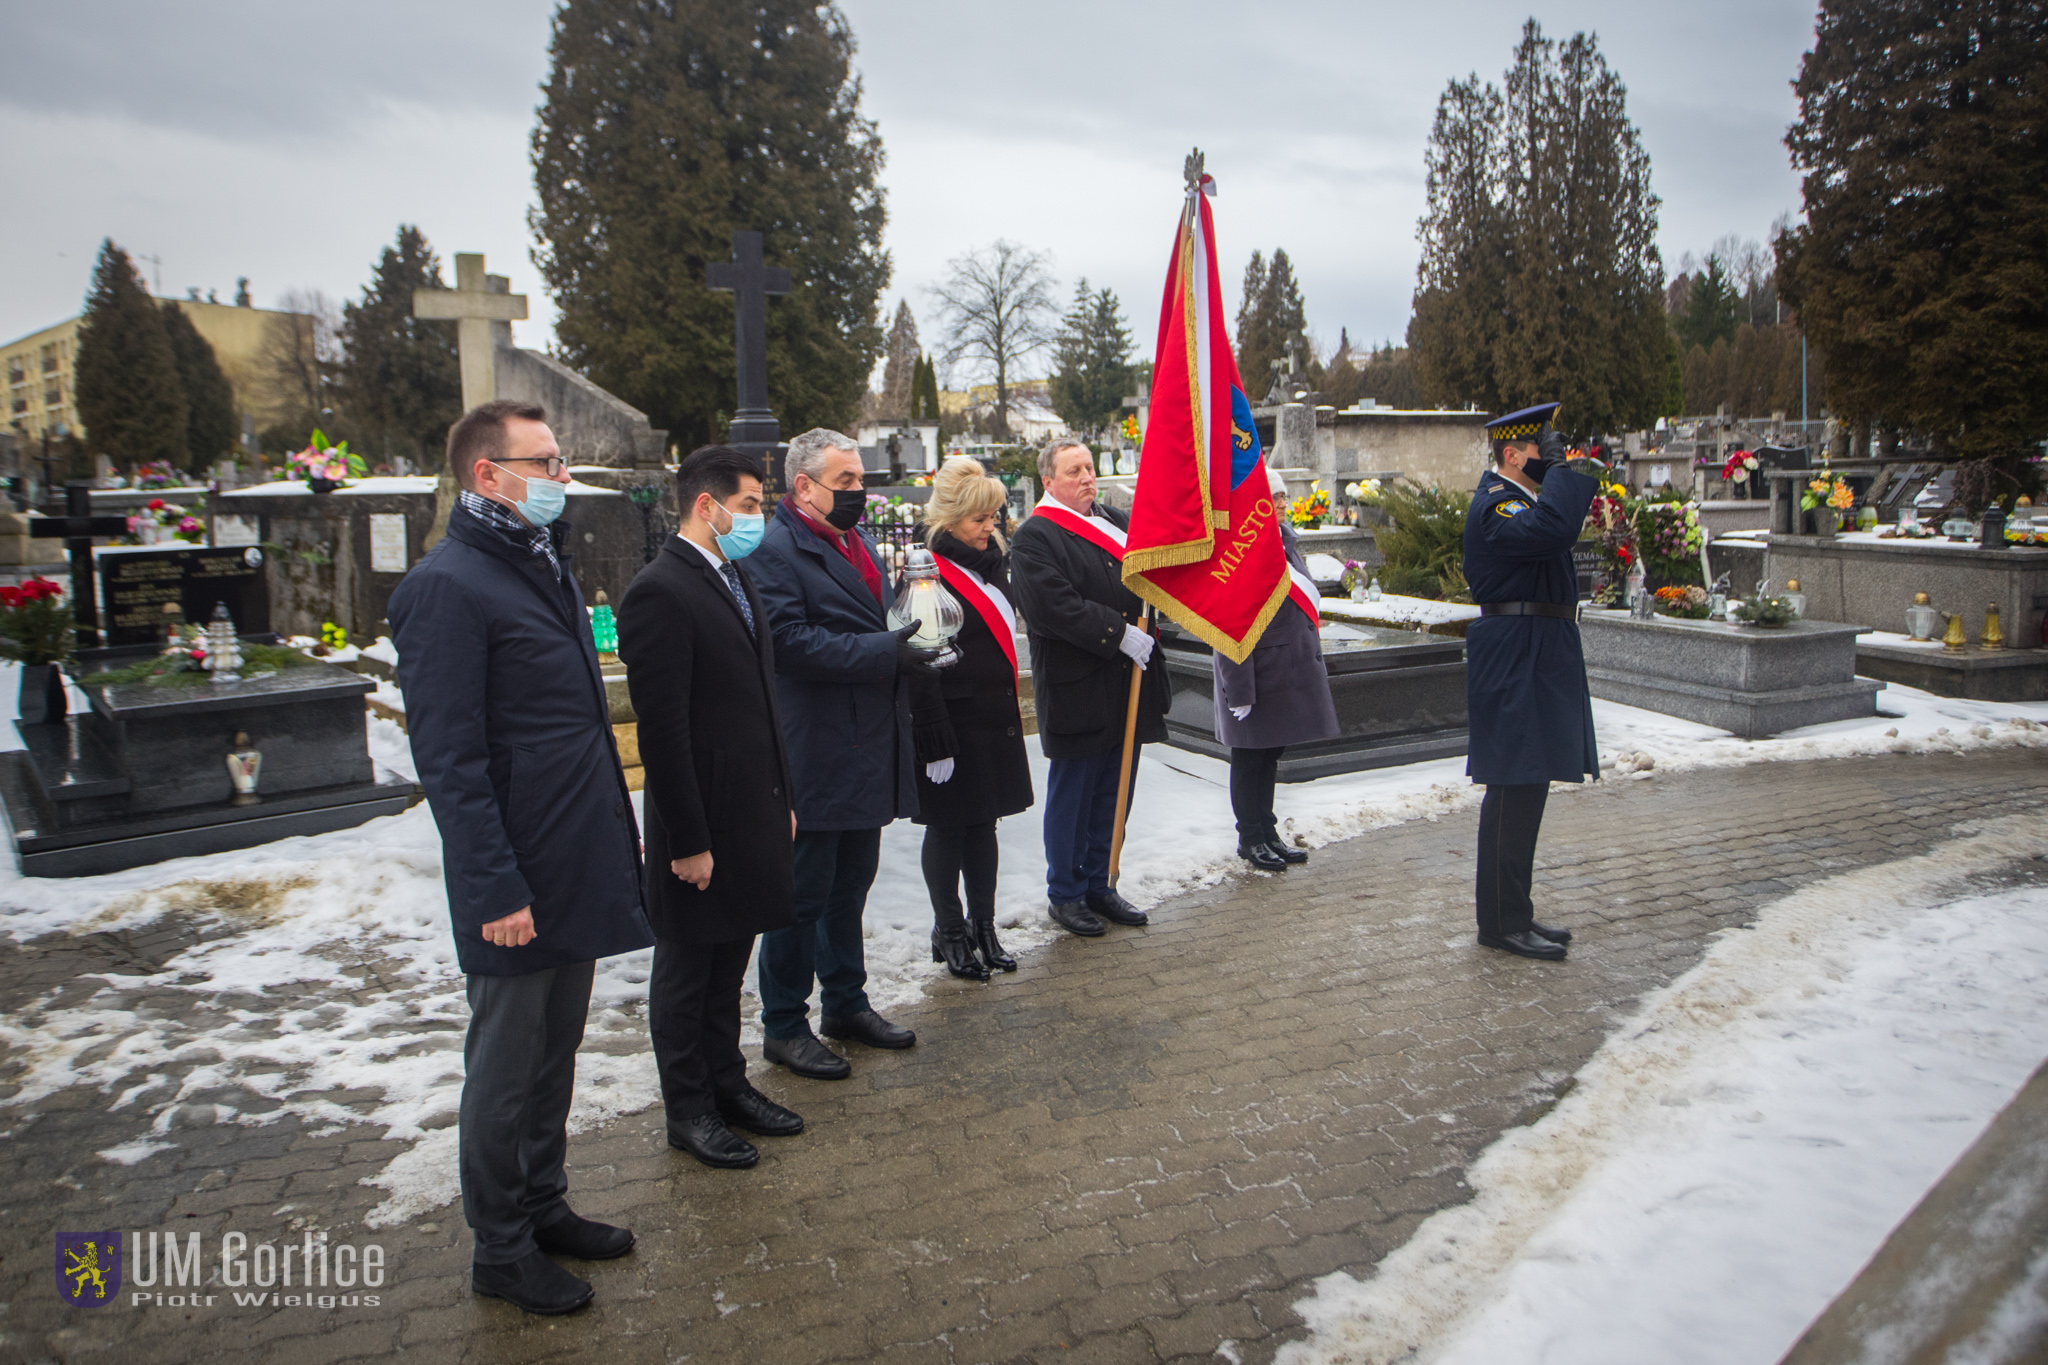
[1461,402,1604,963]
[617,446,805,1170]
[746,428,930,1080]
[1009,439,1170,938]
[389,400,653,1317]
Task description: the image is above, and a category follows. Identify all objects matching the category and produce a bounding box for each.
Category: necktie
[720,561,756,637]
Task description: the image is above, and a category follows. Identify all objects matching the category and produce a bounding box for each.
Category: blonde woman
[909,457,1034,979]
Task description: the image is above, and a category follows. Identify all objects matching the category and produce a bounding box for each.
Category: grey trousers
[460,959,594,1265]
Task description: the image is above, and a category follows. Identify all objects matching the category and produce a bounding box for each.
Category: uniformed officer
[1461,402,1604,962]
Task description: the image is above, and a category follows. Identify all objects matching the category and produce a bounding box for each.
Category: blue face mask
[493,465,568,527]
[712,501,765,560]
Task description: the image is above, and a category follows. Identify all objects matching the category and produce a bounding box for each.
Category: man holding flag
[1009,439,1170,938]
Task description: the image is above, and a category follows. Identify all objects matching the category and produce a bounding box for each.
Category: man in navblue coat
[1461,402,1603,962]
[746,428,930,1079]
[389,400,654,1315]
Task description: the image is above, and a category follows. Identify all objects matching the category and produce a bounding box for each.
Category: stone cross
[706,232,791,447]
[30,483,131,648]
[412,253,528,412]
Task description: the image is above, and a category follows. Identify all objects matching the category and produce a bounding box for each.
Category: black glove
[1524,427,1568,484]
[892,622,941,675]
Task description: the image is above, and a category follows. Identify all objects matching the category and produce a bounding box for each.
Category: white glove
[1230,704,1252,721]
[925,757,955,784]
[1118,623,1155,669]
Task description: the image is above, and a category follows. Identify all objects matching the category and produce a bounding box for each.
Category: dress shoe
[1238,842,1287,872]
[1086,889,1148,926]
[762,1031,851,1080]
[533,1210,634,1261]
[1478,929,1568,961]
[717,1087,805,1138]
[970,917,1017,971]
[1049,898,1106,937]
[668,1112,759,1169]
[821,1009,916,1050]
[1264,839,1309,865]
[473,1249,593,1315]
[932,924,990,981]
[1530,921,1573,944]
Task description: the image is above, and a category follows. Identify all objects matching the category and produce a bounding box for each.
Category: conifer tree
[73,240,188,469]
[879,300,920,420]
[910,353,941,423]
[1048,280,1136,437]
[1408,22,1666,434]
[337,225,462,466]
[1234,250,1308,397]
[1777,0,2047,490]
[531,0,888,449]
[1674,256,1738,354]
[159,302,237,470]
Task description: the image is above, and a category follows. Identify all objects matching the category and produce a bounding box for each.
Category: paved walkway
[5,751,2048,1365]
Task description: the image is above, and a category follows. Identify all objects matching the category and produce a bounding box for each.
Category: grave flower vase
[307,477,341,495]
[16,663,67,726]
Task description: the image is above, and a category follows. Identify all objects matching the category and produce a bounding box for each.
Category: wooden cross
[706,232,791,442]
[30,484,131,647]
[412,253,528,411]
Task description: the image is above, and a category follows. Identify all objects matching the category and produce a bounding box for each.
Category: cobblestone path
[5,751,2047,1365]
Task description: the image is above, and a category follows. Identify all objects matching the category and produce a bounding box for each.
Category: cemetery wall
[1318,410,1491,490]
[495,345,668,469]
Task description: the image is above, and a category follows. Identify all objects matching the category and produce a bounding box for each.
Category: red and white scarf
[933,555,1018,679]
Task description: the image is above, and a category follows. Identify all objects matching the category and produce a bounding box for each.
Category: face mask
[711,501,765,560]
[824,487,867,532]
[1522,456,1553,485]
[493,465,568,527]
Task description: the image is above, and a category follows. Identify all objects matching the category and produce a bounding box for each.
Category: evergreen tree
[73,240,188,469]
[337,225,462,467]
[1235,249,1308,397]
[878,300,920,420]
[911,353,940,422]
[1048,279,1136,437]
[1777,0,2048,486]
[1674,255,1738,353]
[531,0,888,450]
[1409,22,1666,434]
[159,302,237,470]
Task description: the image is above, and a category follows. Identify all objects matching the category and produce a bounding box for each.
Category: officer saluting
[1462,402,1603,962]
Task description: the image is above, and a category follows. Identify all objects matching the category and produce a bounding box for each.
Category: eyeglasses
[493,456,567,478]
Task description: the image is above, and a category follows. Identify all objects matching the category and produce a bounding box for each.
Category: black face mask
[823,487,867,531]
[1522,456,1554,485]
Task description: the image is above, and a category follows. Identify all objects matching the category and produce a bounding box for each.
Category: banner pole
[1107,605,1151,889]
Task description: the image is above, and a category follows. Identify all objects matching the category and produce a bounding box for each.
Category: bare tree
[927,241,1057,442]
[260,288,344,440]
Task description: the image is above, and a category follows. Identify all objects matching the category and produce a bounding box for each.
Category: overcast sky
[1,0,1816,388]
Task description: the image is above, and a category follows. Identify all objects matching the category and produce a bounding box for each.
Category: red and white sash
[933,555,1019,679]
[1285,565,1321,628]
[1030,495,1127,559]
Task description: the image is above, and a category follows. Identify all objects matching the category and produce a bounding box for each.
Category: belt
[1479,601,1580,621]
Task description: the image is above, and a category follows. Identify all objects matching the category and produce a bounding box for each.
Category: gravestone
[95,545,270,647]
[706,230,792,486]
[1,660,417,877]
[30,484,129,646]
[1580,610,1882,737]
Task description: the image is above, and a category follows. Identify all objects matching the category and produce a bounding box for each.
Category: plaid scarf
[459,488,560,581]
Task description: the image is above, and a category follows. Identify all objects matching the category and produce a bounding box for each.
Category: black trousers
[1229,746,1285,845]
[1476,783,1549,938]
[922,821,1000,928]
[649,936,755,1124]
[460,959,593,1265]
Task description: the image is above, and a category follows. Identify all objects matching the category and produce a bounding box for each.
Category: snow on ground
[1280,814,2048,1365]
[1323,596,1482,629]
[0,662,2041,1227]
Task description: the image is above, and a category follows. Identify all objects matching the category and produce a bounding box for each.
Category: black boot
[1263,831,1308,865]
[970,917,1017,972]
[1238,842,1287,872]
[931,924,989,980]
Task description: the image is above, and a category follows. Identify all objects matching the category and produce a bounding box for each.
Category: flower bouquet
[0,577,77,724]
[1120,414,1141,444]
[1286,488,1331,529]
[133,459,182,491]
[287,429,367,492]
[1720,449,1761,487]
[1801,467,1855,532]
[124,498,205,545]
[1653,584,1711,619]
[1343,478,1383,505]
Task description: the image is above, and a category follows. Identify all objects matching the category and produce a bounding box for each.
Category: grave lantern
[888,547,963,668]
[1905,592,1939,641]
[226,732,262,805]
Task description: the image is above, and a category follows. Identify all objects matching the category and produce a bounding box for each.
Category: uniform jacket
[1212,526,1341,751]
[1460,465,1601,786]
[747,501,917,831]
[388,503,652,976]
[1008,501,1171,761]
[616,536,798,945]
[907,533,1034,827]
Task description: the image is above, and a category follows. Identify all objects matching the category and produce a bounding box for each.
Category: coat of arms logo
[55,1231,122,1307]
